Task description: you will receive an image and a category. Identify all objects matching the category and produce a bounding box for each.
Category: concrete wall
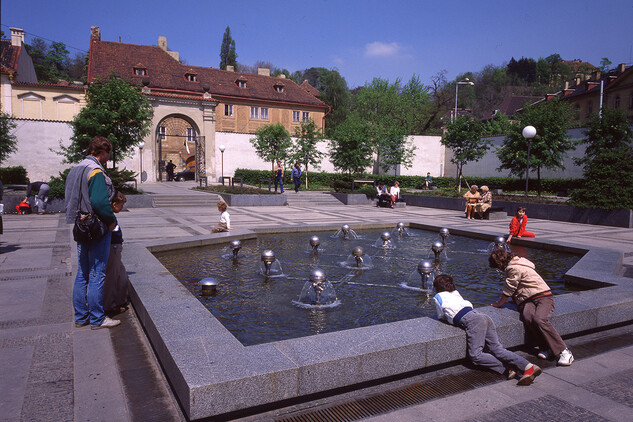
[4,120,74,181]
[444,127,588,180]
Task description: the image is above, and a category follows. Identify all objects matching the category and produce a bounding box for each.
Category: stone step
[151,193,220,207]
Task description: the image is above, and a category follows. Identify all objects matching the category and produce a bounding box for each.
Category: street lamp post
[219,144,226,184]
[522,125,537,197]
[138,141,145,183]
[453,78,474,122]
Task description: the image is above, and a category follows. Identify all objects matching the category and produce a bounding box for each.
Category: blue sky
[2,0,632,88]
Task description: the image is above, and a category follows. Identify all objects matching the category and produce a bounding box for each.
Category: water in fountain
[402,259,435,292]
[222,239,243,260]
[293,269,340,308]
[332,224,359,240]
[487,236,512,254]
[307,235,325,254]
[392,222,415,238]
[374,231,396,249]
[341,246,374,269]
[260,250,284,277]
[156,228,583,346]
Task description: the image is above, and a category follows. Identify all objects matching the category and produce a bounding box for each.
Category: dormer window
[236,79,247,88]
[185,72,198,82]
[134,67,148,76]
[274,84,285,93]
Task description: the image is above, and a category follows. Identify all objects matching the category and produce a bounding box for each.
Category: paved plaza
[1,181,633,421]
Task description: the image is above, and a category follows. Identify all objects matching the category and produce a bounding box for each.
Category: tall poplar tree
[219,26,237,70]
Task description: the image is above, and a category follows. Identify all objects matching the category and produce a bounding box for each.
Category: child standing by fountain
[212,201,232,233]
[433,274,542,385]
[507,207,535,243]
[489,249,574,366]
[103,191,129,315]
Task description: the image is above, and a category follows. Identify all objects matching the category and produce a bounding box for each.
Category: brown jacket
[502,257,551,305]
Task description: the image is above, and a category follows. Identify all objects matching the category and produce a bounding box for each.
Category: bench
[475,206,506,220]
[219,176,231,186]
[351,179,376,192]
[258,178,272,191]
[232,177,244,193]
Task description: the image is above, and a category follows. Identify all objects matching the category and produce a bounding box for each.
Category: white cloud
[364,41,401,57]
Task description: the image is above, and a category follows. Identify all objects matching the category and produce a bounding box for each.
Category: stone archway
[156,115,201,180]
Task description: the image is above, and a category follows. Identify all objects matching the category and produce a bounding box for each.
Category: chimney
[10,28,24,46]
[617,63,626,74]
[158,36,179,61]
[591,70,601,81]
[226,65,234,72]
[158,36,167,51]
[90,26,101,41]
[278,74,286,79]
[257,67,270,77]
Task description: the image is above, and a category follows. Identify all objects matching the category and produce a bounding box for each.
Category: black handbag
[72,166,108,242]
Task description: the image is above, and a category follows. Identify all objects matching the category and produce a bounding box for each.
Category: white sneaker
[557,348,574,366]
[537,349,552,360]
[91,317,121,330]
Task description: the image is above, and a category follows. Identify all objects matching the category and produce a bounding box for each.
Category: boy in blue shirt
[433,274,541,385]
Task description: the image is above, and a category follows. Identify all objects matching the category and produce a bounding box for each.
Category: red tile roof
[88,40,328,109]
[0,40,20,73]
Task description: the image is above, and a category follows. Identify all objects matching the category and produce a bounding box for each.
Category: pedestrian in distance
[292,163,302,193]
[274,161,284,193]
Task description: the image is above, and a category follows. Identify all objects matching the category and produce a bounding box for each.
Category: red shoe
[518,363,542,386]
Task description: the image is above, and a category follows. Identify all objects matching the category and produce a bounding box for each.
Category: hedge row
[232,168,583,193]
[0,166,29,184]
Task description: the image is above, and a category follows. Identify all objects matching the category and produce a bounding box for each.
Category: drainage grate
[275,370,501,422]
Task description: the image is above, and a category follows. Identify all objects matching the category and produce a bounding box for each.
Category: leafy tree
[219,26,237,70]
[320,69,350,137]
[570,109,633,209]
[375,131,417,175]
[599,57,612,72]
[249,123,292,172]
[497,99,576,195]
[440,115,489,190]
[60,73,153,167]
[483,113,511,136]
[570,146,633,210]
[329,115,374,175]
[292,120,325,188]
[0,111,18,164]
[576,108,633,166]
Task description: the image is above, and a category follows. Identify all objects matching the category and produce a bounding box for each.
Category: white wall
[214,133,445,180]
[443,127,587,180]
[4,119,74,181]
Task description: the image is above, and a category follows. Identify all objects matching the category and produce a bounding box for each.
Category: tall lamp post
[522,125,536,197]
[138,141,145,183]
[219,144,226,184]
[453,78,474,122]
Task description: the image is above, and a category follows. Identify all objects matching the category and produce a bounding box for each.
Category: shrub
[0,166,29,184]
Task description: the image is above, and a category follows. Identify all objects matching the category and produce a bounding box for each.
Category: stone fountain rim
[124,221,630,420]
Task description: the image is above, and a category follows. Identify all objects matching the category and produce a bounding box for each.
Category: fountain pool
[154,228,582,346]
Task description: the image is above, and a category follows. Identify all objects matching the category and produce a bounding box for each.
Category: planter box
[330,192,375,205]
[401,194,633,228]
[218,193,287,206]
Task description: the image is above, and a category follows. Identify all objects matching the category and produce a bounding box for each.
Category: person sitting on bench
[376,182,392,207]
[476,185,492,218]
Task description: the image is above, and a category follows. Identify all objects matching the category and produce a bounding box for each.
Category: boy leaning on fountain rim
[433,274,542,385]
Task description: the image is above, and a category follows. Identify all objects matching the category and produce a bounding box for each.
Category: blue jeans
[275,176,284,192]
[73,231,112,327]
[293,177,301,192]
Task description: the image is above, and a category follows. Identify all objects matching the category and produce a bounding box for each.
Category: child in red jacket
[507,207,534,243]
